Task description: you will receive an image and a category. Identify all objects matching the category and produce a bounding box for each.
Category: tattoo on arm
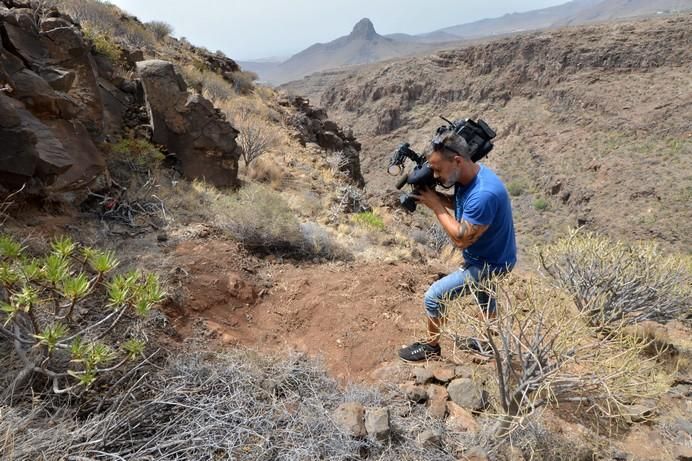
[455,219,489,247]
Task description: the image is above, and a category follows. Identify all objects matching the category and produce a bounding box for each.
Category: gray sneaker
[398,341,441,362]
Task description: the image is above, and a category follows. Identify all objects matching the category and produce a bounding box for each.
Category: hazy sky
[109,0,569,60]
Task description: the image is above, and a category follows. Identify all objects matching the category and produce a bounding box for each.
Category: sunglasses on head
[432,138,462,156]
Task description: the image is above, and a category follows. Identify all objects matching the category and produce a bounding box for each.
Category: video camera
[388,117,496,212]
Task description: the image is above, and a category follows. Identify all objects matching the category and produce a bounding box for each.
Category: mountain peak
[350,18,378,40]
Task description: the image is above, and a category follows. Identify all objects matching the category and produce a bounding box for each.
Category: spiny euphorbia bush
[0,234,164,394]
[538,230,691,329]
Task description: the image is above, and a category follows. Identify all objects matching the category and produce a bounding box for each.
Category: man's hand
[411,187,446,213]
[413,187,489,249]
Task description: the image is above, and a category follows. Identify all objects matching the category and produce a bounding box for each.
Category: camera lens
[388,164,403,176]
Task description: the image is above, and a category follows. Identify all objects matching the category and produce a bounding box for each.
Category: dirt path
[164,238,441,382]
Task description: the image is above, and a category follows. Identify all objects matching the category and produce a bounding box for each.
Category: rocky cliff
[0,0,244,198]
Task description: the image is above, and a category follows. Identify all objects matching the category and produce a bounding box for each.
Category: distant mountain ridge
[434,0,692,38]
[240,0,692,84]
[240,19,453,84]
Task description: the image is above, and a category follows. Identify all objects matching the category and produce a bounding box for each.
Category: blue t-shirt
[454,164,517,271]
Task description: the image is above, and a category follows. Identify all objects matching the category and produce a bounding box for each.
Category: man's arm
[434,209,489,249]
[413,188,490,248]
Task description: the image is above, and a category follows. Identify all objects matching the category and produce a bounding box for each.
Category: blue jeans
[423,264,508,318]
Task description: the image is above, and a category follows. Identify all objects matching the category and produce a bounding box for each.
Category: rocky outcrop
[137,60,241,188]
[279,95,365,187]
[0,4,106,192]
[193,49,240,84]
[350,18,378,41]
[0,92,71,188]
[0,1,244,195]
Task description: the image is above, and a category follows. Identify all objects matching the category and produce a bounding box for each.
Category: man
[398,127,517,362]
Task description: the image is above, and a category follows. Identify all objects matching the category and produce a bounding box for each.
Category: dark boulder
[137,59,241,187]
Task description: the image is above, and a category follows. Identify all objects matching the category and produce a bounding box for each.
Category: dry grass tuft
[247,157,285,188]
[177,182,349,260]
[0,185,25,226]
[179,64,236,102]
[57,0,156,49]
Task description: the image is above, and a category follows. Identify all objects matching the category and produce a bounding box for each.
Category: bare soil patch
[162,237,438,382]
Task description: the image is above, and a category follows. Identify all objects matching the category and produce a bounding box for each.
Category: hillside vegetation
[1,1,691,460]
[285,14,692,255]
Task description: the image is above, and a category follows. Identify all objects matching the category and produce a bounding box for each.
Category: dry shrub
[489,417,595,461]
[0,351,468,460]
[284,191,323,219]
[255,85,276,102]
[200,183,347,260]
[217,97,283,167]
[146,20,173,41]
[0,185,25,226]
[235,115,280,166]
[299,222,350,260]
[229,70,257,94]
[58,0,156,49]
[200,75,236,103]
[179,64,235,102]
[328,185,369,223]
[247,157,284,187]
[148,178,217,225]
[214,183,300,254]
[119,19,156,49]
[57,0,121,29]
[444,273,670,440]
[539,230,691,328]
[410,222,453,255]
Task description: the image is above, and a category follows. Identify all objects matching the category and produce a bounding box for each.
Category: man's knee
[423,286,444,318]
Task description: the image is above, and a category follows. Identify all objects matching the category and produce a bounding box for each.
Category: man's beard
[441,168,459,188]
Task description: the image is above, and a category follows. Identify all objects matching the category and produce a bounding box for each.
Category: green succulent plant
[52,236,76,259]
[70,337,88,362]
[68,369,97,387]
[1,301,17,326]
[89,250,119,274]
[85,342,116,369]
[20,258,42,282]
[12,286,38,312]
[34,323,68,352]
[81,246,97,263]
[106,274,133,307]
[61,273,91,301]
[0,262,19,286]
[122,338,146,360]
[1,235,163,395]
[0,234,23,259]
[43,254,69,285]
